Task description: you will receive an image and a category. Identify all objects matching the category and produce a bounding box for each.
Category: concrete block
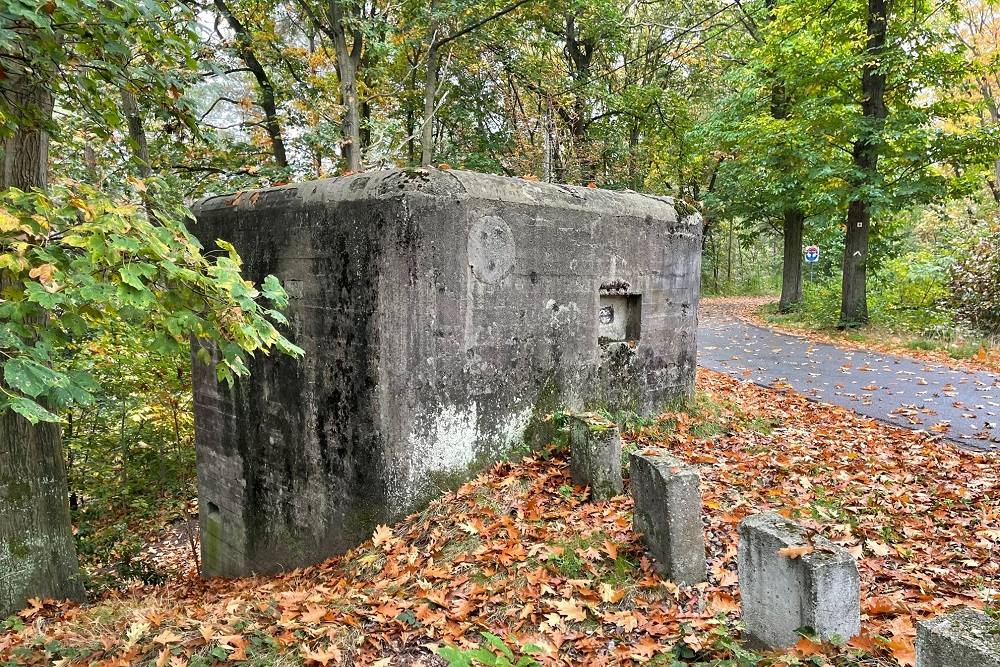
[737,512,860,648]
[568,415,623,500]
[917,607,1000,667]
[191,168,702,576]
[629,447,706,584]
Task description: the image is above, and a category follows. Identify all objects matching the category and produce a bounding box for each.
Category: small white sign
[804,245,820,263]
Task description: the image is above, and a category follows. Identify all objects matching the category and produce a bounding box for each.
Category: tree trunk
[988,157,1000,204]
[1,78,51,191]
[421,42,439,167]
[766,0,806,313]
[0,67,84,617]
[980,85,999,203]
[840,0,886,327]
[564,14,595,184]
[841,192,872,325]
[119,88,151,178]
[327,0,363,172]
[213,0,289,169]
[0,406,85,617]
[119,86,156,220]
[778,208,804,312]
[338,60,362,171]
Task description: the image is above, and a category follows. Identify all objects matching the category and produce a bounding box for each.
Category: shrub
[950,227,1000,334]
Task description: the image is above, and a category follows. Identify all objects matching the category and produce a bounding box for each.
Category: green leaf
[3,358,63,398]
[6,396,60,424]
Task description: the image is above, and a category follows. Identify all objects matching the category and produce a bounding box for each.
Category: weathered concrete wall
[191,168,701,577]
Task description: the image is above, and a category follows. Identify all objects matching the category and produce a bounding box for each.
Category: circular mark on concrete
[468,215,515,284]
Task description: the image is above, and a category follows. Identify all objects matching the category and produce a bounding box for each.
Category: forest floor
[699,297,1000,449]
[3,370,999,666]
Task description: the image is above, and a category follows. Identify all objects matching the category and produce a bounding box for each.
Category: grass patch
[760,300,997,368]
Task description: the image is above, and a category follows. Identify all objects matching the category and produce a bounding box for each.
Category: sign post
[804,245,819,283]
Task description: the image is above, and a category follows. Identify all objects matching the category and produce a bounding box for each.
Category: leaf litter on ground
[1,368,997,666]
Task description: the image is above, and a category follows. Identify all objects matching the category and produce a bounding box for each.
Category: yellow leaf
[552,598,588,622]
[123,621,150,651]
[372,524,393,547]
[0,208,19,232]
[599,583,624,604]
[68,197,95,222]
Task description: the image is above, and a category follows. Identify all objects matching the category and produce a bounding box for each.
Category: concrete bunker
[190,168,701,577]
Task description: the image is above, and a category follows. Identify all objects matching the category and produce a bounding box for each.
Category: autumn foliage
[1,369,997,666]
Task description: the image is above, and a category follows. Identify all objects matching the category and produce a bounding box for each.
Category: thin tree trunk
[213,0,289,169]
[83,146,98,183]
[980,84,999,203]
[727,219,734,287]
[840,0,887,327]
[119,86,157,220]
[407,47,419,165]
[421,41,439,167]
[337,60,361,171]
[0,66,84,617]
[989,158,1000,204]
[119,88,151,178]
[765,0,806,312]
[778,209,804,312]
[327,0,363,172]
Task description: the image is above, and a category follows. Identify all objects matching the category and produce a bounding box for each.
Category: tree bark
[989,158,1000,204]
[421,41,440,167]
[327,0,363,172]
[978,81,999,203]
[0,66,85,617]
[840,0,887,327]
[778,208,804,311]
[119,88,152,178]
[0,404,84,617]
[2,75,51,190]
[213,0,289,169]
[564,14,595,184]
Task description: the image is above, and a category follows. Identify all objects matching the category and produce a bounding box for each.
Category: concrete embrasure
[628,447,706,585]
[916,607,1000,667]
[190,168,702,577]
[568,414,623,500]
[737,511,860,649]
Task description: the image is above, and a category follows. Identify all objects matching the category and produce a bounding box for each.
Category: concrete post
[567,414,623,500]
[737,512,860,648]
[917,607,1000,667]
[628,447,706,585]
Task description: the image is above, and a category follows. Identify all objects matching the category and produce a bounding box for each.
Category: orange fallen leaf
[777,544,814,559]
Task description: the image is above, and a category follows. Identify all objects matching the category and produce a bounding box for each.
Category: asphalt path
[697,312,1000,451]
